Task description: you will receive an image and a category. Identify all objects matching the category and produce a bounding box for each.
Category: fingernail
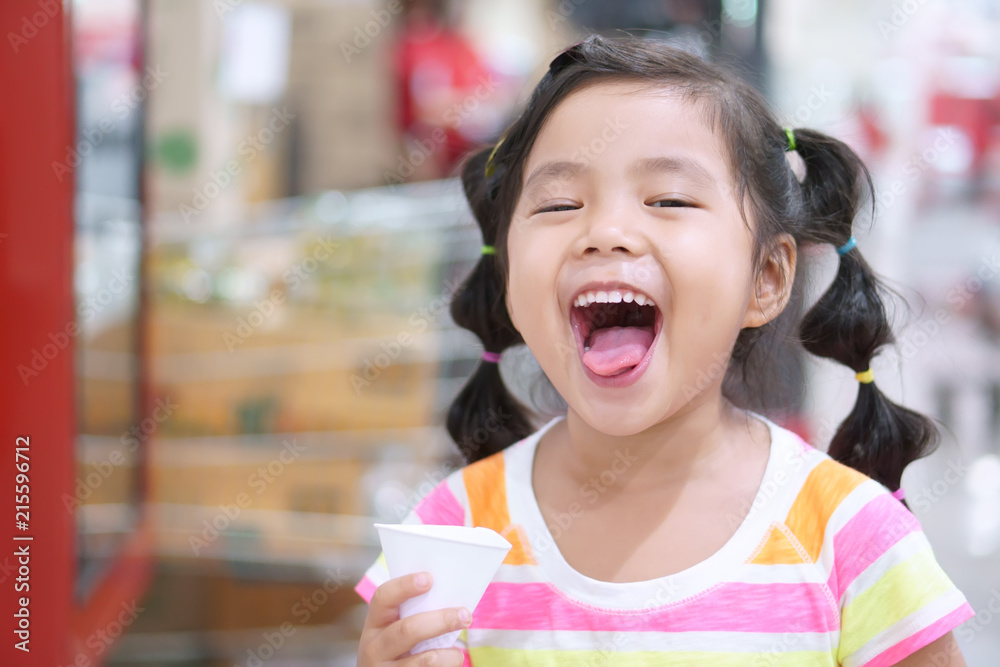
[416,573,430,588]
[458,607,471,624]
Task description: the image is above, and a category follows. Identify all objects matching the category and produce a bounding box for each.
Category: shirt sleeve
[833,487,976,667]
[354,470,471,660]
[354,467,468,602]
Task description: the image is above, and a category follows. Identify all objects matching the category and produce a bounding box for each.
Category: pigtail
[445,146,535,464]
[793,129,940,505]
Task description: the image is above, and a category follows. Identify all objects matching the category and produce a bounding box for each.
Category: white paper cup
[374,523,512,654]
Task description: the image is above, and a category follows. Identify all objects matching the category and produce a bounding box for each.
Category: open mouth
[569,288,662,385]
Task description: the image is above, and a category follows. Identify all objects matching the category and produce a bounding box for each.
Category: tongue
[582,326,654,377]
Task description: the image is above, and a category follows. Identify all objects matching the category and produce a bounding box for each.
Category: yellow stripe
[463,453,535,565]
[469,647,836,666]
[784,459,868,561]
[838,545,952,658]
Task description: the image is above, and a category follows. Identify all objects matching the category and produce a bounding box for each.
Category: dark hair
[445,34,938,507]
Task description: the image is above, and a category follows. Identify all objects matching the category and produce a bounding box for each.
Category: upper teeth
[574,289,655,308]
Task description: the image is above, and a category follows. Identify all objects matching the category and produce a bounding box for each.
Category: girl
[355,35,976,666]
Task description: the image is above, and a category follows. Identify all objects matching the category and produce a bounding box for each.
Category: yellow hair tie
[484,136,505,178]
[856,368,875,384]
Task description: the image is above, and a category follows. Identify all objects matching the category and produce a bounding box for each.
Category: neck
[557,391,758,496]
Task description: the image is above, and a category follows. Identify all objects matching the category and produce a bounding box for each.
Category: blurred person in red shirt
[391,0,494,182]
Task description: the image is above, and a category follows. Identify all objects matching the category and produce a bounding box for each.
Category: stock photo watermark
[61,397,179,513]
[546,0,589,30]
[179,107,295,223]
[350,277,463,394]
[878,0,933,39]
[724,446,808,532]
[524,113,630,223]
[17,268,134,386]
[528,444,640,557]
[787,85,834,125]
[384,73,500,185]
[83,600,145,661]
[393,406,515,518]
[45,599,145,662]
[7,0,59,53]
[222,236,339,351]
[188,438,306,556]
[956,587,1000,645]
[875,127,961,211]
[392,464,459,519]
[896,250,1000,360]
[51,65,168,182]
[239,566,351,667]
[339,0,404,63]
[910,459,969,514]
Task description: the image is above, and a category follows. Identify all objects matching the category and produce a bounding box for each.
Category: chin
[564,393,671,437]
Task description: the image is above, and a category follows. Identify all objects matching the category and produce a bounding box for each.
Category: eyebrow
[627,156,719,190]
[521,155,719,202]
[522,160,587,202]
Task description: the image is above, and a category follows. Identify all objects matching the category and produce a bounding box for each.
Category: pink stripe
[833,493,921,598]
[355,575,377,604]
[862,602,976,667]
[472,581,839,633]
[415,480,465,526]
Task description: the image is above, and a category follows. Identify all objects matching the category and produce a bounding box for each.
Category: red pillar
[0,1,76,665]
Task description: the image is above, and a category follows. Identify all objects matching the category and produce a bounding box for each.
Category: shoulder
[409,419,550,526]
[458,416,559,490]
[779,434,925,598]
[754,419,924,571]
[405,465,470,527]
[763,426,975,664]
[758,417,954,576]
[775,433,976,665]
[762,420,875,533]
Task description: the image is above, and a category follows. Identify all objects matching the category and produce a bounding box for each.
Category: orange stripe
[750,522,809,565]
[463,453,535,565]
[784,458,868,561]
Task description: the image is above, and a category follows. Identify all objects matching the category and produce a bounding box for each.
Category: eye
[535,203,581,214]
[648,198,694,208]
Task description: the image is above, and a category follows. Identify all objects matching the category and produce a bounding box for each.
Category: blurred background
[12,0,1000,664]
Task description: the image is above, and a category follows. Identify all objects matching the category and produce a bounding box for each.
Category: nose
[576,198,645,257]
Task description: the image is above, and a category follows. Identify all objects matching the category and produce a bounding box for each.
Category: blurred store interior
[64,0,1000,664]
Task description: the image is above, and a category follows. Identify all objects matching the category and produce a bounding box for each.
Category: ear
[742,233,797,329]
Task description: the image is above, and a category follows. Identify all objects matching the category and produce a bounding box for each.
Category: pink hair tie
[482,351,502,363]
[891,488,905,501]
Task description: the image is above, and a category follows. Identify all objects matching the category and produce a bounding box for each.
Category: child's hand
[357,571,471,666]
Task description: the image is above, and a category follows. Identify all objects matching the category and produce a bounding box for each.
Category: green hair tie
[784,127,797,152]
[481,245,495,255]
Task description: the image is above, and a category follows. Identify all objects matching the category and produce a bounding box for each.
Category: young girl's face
[505,80,790,436]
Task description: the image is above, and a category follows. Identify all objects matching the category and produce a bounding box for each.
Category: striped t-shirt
[355,412,975,666]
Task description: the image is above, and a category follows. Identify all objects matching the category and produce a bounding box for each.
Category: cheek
[506,225,560,336]
[668,232,754,329]
[507,224,542,294]
[505,231,536,328]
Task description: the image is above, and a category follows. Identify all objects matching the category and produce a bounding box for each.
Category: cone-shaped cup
[374,523,512,654]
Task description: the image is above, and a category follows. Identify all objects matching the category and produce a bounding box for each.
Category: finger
[398,648,465,667]
[382,607,471,661]
[365,572,433,629]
